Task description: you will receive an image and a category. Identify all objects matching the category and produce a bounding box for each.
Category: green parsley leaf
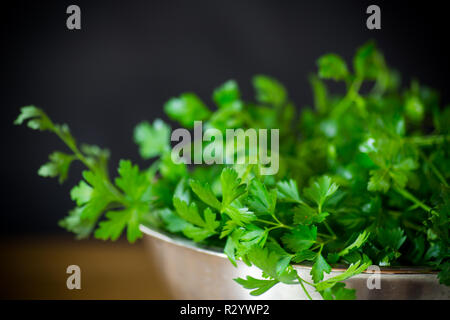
[248,179,276,215]
[377,227,406,251]
[353,41,385,79]
[315,256,372,291]
[224,236,238,267]
[164,93,211,128]
[276,179,302,203]
[234,276,279,296]
[70,181,93,206]
[38,151,75,183]
[134,119,171,159]
[213,80,241,109]
[158,208,190,233]
[281,225,317,253]
[222,205,256,225]
[59,207,96,239]
[247,246,297,284]
[311,253,332,283]
[95,207,142,242]
[367,168,391,193]
[317,54,349,81]
[338,230,370,256]
[14,106,53,131]
[293,204,329,225]
[78,170,115,220]
[252,75,287,107]
[189,179,222,211]
[182,225,215,242]
[321,282,356,300]
[115,160,151,202]
[292,250,317,263]
[220,167,246,207]
[303,176,339,208]
[173,197,219,233]
[173,197,204,227]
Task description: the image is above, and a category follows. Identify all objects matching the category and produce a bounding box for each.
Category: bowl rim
[140,224,438,275]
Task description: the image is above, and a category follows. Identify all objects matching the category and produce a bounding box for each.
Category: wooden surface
[0,236,172,299]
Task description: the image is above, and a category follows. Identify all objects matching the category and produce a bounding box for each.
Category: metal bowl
[140,225,450,300]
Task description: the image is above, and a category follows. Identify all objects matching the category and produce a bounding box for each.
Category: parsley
[16,41,450,299]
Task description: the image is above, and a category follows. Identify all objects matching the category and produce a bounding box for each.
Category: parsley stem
[418,150,449,187]
[331,77,363,118]
[402,219,425,232]
[318,243,324,255]
[271,213,285,227]
[299,278,315,287]
[405,134,449,146]
[317,232,333,239]
[255,219,292,230]
[393,186,434,213]
[255,219,278,226]
[54,129,94,171]
[323,221,337,239]
[266,225,282,232]
[240,164,254,182]
[104,180,127,204]
[297,275,313,300]
[54,126,126,204]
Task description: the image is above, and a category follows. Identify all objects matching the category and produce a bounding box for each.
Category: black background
[1,0,449,235]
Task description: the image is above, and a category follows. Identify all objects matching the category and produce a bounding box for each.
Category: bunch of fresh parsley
[16,41,449,299]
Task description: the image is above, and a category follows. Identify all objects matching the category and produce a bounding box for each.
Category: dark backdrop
[1,0,449,234]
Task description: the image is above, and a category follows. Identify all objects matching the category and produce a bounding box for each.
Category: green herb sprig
[16,41,449,299]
